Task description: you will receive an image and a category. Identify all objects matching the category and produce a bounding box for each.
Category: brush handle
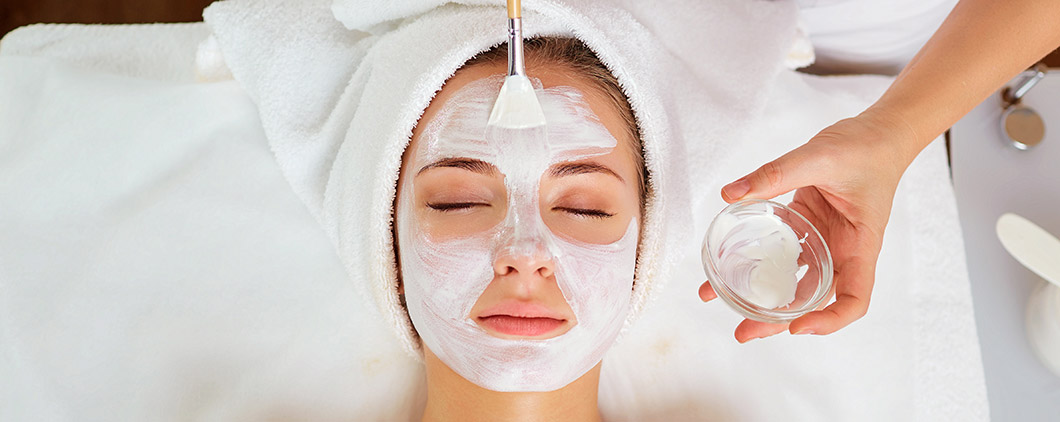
[506,17,525,77]
[507,0,520,18]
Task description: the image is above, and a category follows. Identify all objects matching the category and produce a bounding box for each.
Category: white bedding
[0,22,986,421]
[0,55,422,420]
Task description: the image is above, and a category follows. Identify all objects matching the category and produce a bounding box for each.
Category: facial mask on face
[396,77,638,392]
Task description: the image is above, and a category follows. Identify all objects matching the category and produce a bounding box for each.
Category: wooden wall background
[1,0,215,36]
[1,1,1057,66]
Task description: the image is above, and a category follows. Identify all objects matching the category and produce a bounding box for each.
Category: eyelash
[553,207,615,219]
[426,202,487,211]
[427,203,614,219]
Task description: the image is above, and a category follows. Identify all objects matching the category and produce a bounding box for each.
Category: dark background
[1,0,215,36]
[1,0,1058,66]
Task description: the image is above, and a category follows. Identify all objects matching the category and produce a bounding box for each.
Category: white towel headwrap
[204,0,800,357]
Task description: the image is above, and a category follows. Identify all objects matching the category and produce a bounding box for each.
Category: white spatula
[486,0,547,129]
[996,213,1060,286]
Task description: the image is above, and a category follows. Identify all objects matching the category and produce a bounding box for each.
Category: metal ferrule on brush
[507,18,526,77]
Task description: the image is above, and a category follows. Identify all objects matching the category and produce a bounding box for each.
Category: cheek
[396,178,498,306]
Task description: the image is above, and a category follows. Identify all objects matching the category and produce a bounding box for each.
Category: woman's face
[395,61,642,392]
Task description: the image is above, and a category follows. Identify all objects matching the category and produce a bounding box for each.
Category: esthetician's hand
[695,0,1060,343]
[698,108,921,343]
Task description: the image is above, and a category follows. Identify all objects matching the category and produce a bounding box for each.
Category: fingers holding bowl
[699,280,719,302]
[789,256,873,335]
[735,319,789,343]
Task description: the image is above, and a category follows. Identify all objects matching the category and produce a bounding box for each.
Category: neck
[421,347,603,422]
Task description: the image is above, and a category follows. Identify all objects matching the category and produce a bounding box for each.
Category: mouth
[477,315,567,337]
[475,302,570,338]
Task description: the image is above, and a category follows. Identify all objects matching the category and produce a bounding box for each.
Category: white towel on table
[0,23,211,82]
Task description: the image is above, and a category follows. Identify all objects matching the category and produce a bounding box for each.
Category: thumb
[721,147,818,203]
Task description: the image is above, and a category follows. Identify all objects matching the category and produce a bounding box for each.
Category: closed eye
[554,207,614,219]
[427,202,489,212]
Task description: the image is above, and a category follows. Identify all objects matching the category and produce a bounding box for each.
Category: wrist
[856,104,929,168]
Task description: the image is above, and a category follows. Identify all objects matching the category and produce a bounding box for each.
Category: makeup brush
[486,0,547,129]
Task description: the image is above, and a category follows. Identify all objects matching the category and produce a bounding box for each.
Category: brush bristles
[487,75,546,129]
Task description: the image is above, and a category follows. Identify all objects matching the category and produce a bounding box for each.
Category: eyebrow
[416,157,624,183]
[417,157,499,176]
[548,161,625,184]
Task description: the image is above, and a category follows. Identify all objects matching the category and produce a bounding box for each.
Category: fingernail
[722,178,751,200]
[794,328,815,335]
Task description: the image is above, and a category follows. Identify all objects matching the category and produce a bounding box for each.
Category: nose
[493,238,555,279]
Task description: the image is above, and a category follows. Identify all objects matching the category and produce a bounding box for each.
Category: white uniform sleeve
[798,0,958,75]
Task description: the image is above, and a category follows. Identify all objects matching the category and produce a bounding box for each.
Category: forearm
[868,0,1060,164]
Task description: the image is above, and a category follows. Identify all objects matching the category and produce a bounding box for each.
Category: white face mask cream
[708,208,805,309]
[396,77,638,392]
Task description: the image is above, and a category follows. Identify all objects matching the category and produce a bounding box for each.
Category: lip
[475,302,570,338]
[479,302,566,319]
[478,315,567,337]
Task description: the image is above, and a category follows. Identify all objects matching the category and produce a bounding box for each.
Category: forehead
[421,79,616,167]
[407,62,636,166]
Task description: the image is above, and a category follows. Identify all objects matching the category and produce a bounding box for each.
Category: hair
[464,37,647,201]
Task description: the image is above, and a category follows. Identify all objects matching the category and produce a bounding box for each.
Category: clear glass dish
[701,199,833,323]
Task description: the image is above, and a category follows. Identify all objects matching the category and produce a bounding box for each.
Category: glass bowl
[701,199,833,323]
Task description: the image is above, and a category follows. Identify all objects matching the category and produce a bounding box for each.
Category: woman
[394,37,643,421]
